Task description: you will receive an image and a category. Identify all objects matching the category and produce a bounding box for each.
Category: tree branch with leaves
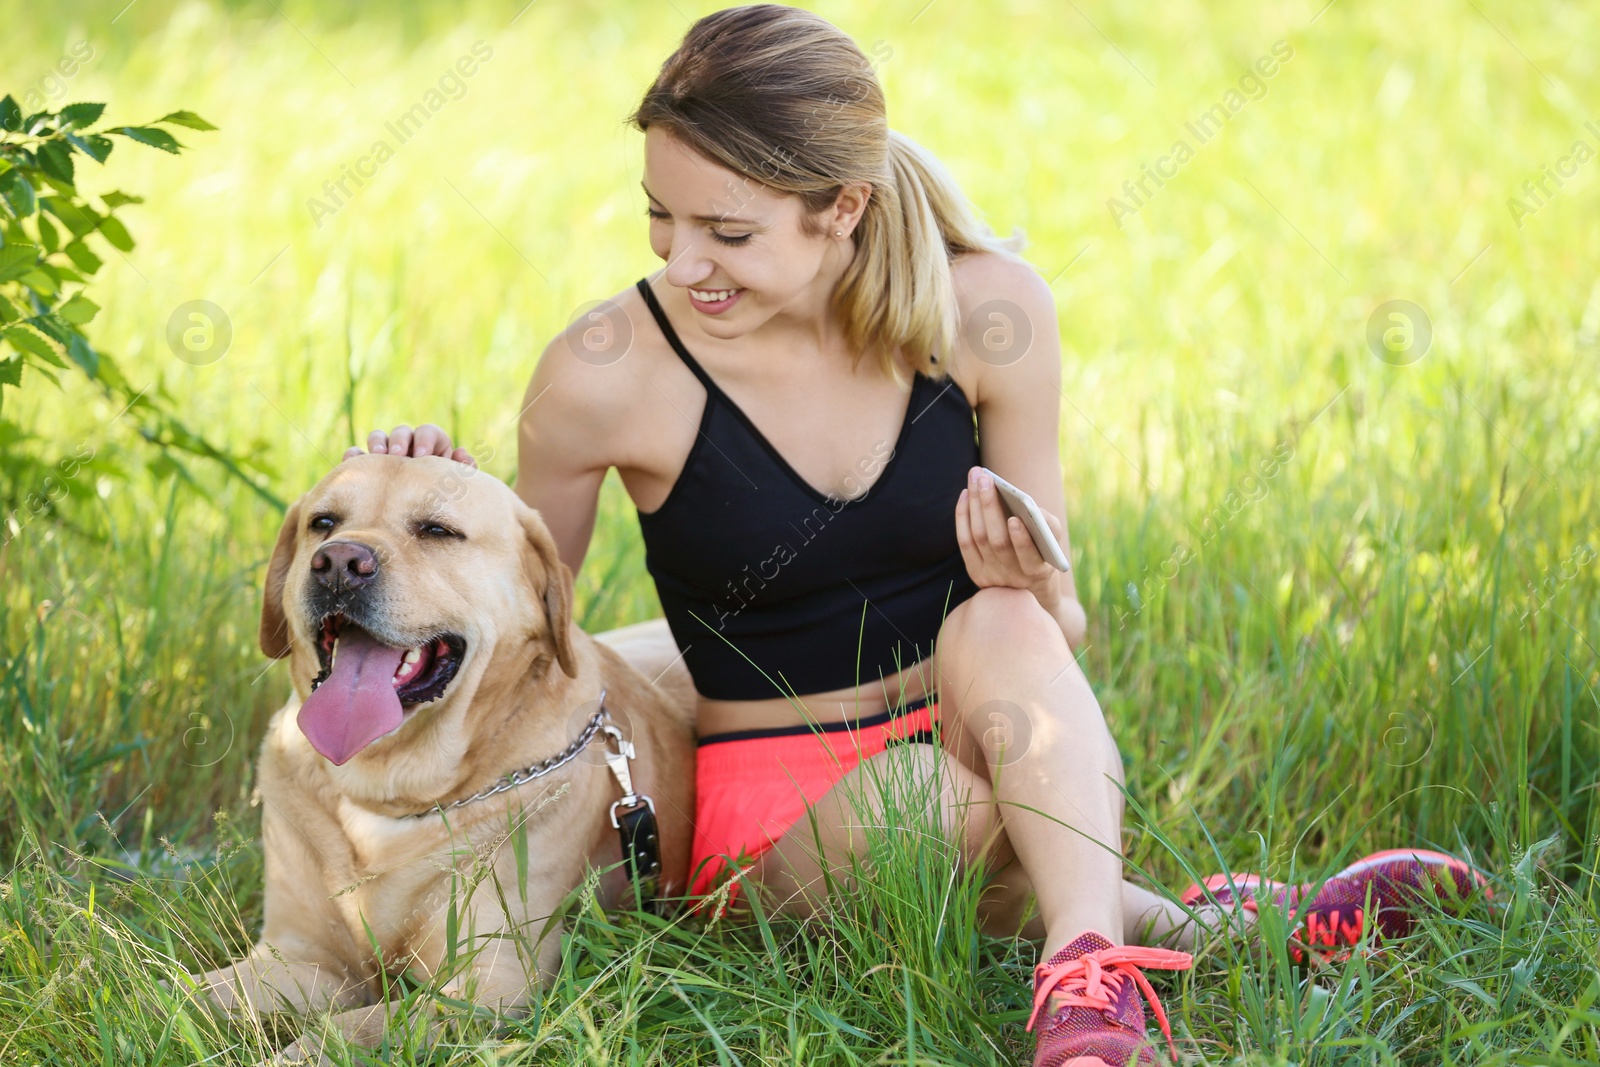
[0,95,282,544]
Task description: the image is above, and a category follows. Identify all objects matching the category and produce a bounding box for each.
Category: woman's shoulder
[537,276,662,370]
[531,277,670,404]
[944,250,1054,407]
[518,278,679,468]
[950,248,1051,314]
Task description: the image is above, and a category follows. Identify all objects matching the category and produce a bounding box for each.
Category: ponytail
[835,129,1027,382]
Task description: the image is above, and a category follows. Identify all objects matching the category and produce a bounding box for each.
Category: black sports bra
[632,277,982,701]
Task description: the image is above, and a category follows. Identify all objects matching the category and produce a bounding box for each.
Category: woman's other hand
[343,424,477,467]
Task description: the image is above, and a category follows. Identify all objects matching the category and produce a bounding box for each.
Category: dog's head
[259,453,577,766]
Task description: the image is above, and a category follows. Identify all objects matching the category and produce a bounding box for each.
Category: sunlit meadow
[2,1,1598,1063]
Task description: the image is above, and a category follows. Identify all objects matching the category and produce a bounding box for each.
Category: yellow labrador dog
[184,453,695,1064]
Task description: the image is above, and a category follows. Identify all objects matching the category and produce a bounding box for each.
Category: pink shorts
[687,693,941,910]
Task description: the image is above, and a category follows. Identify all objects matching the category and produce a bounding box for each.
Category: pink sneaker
[1028,930,1193,1066]
[1181,848,1491,964]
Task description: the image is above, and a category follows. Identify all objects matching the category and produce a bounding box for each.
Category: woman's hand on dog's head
[344,424,477,467]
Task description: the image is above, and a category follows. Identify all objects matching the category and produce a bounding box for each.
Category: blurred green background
[2,1,1598,1062]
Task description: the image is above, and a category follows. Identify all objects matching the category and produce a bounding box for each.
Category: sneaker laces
[1026,944,1194,1063]
[1290,906,1366,962]
[1213,879,1370,962]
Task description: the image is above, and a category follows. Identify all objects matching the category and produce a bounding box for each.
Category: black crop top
[632,278,982,701]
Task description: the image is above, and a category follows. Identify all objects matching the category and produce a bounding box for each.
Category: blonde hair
[627,3,1027,383]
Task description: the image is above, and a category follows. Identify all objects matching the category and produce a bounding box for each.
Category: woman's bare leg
[753,741,1247,951]
[597,613,1252,951]
[918,586,1131,956]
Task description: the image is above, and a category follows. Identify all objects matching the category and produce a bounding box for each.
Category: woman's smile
[687,286,745,314]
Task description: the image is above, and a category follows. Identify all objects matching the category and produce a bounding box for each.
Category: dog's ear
[518,505,579,679]
[259,496,304,660]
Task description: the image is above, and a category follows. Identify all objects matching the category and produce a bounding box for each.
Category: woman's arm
[512,331,618,577]
[951,253,1087,651]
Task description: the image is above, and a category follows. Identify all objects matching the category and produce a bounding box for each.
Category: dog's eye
[418,522,461,539]
[309,515,337,531]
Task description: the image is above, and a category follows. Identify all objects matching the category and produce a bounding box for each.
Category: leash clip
[597,691,655,827]
[599,722,638,803]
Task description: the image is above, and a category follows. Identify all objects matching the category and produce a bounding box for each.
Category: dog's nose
[311,540,379,590]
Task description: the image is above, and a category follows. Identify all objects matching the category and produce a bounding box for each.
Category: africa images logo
[1108,40,1295,226]
[1506,119,1600,229]
[709,439,896,631]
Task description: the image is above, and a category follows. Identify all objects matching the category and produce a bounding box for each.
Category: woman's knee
[934,608,1122,797]
[938,587,1067,666]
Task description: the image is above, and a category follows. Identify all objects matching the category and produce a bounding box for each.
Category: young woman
[349,7,1487,1064]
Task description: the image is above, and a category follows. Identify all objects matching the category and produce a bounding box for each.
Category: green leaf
[65,333,98,376]
[28,313,72,346]
[38,142,76,187]
[2,325,64,366]
[57,294,99,325]
[101,191,144,209]
[84,135,113,162]
[0,171,35,218]
[0,355,21,387]
[63,240,102,274]
[0,243,41,283]
[0,295,18,323]
[38,177,77,202]
[0,96,20,132]
[42,197,97,237]
[59,103,107,130]
[20,268,58,296]
[63,131,110,163]
[97,216,134,252]
[37,212,59,253]
[113,126,182,154]
[155,110,217,131]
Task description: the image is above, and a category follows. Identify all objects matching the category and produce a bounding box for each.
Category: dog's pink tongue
[298,628,406,765]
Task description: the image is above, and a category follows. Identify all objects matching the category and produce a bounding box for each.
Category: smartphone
[979,468,1072,572]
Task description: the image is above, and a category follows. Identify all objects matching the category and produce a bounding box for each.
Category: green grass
[3,0,1599,1062]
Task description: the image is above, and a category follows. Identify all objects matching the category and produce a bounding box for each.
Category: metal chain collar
[402,687,612,819]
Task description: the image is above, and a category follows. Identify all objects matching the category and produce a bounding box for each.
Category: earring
[835,230,843,237]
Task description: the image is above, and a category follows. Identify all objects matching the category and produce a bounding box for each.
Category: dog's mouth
[311,614,466,706]
[299,613,467,766]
